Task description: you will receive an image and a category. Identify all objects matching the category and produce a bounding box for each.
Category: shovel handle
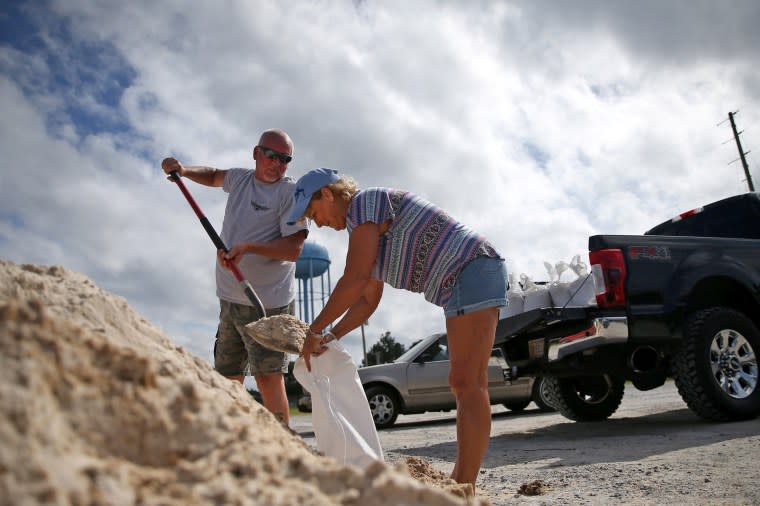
[169,171,266,316]
[169,171,227,252]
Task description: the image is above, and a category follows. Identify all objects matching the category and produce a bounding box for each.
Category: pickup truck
[496,192,760,423]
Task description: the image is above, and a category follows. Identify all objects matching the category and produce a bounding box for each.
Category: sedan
[356,332,553,429]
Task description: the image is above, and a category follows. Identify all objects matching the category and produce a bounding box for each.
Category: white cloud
[2,0,759,366]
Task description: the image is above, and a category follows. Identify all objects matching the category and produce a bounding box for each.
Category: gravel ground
[292,381,760,505]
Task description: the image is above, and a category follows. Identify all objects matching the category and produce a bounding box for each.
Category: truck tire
[673,307,760,421]
[365,386,400,429]
[545,374,624,421]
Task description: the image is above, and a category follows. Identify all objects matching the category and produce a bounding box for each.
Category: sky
[1,0,759,368]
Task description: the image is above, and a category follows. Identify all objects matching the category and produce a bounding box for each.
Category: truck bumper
[547,316,629,361]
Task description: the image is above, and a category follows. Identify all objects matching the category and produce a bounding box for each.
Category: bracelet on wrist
[307,328,337,343]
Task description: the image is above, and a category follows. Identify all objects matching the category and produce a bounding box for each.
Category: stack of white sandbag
[500,255,597,319]
[498,271,551,318]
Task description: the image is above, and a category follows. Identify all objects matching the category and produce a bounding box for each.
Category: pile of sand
[0,259,486,505]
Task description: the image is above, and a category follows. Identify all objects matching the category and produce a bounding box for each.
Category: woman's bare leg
[446,307,498,485]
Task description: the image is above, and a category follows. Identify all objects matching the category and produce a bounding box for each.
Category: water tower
[295,241,331,323]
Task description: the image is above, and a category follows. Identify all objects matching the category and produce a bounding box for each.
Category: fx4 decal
[628,245,671,261]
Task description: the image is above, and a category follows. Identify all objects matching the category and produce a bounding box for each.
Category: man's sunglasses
[257,146,292,164]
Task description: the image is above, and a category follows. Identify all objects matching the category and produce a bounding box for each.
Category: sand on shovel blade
[245,314,310,354]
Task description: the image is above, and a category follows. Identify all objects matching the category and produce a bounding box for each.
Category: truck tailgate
[495,306,628,366]
[495,307,593,345]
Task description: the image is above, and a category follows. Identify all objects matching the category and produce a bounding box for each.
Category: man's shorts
[443,256,508,318]
[214,299,293,377]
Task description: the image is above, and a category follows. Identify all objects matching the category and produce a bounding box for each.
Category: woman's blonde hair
[311,175,359,202]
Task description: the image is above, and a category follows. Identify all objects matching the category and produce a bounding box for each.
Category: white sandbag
[555,260,570,282]
[293,341,384,470]
[548,255,597,307]
[503,291,525,317]
[566,273,597,307]
[521,273,551,311]
[569,254,588,278]
[546,260,571,307]
[548,282,572,307]
[500,272,524,318]
[543,261,558,283]
[524,288,551,311]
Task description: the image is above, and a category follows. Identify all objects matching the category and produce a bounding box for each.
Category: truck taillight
[589,249,627,308]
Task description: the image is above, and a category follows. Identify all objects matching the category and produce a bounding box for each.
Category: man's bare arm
[161,157,226,187]
[224,230,308,263]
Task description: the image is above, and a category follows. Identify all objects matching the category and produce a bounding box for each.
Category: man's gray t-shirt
[215,168,308,308]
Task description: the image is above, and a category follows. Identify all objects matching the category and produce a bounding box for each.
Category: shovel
[168,171,266,316]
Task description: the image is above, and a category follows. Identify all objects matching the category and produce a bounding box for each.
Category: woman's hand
[300,329,329,372]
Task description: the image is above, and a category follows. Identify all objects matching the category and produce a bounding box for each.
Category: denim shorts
[443,256,508,318]
[214,300,292,376]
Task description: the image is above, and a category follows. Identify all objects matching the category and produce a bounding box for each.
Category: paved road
[292,381,760,505]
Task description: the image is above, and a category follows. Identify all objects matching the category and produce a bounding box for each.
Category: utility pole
[727,111,755,192]
[360,321,368,367]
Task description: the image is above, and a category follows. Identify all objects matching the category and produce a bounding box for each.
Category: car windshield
[394,333,442,363]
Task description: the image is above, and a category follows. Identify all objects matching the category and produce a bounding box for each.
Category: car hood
[358,362,408,381]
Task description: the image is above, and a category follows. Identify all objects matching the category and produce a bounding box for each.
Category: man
[161,128,308,425]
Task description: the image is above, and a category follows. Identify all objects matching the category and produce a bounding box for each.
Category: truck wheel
[531,377,556,412]
[365,386,400,429]
[545,374,624,421]
[673,307,760,421]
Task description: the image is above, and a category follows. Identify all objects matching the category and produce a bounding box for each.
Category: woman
[285,167,508,487]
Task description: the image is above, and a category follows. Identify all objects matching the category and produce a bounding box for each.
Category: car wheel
[502,399,531,412]
[531,377,555,412]
[365,386,400,429]
[297,394,312,413]
[546,374,624,421]
[673,307,760,421]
